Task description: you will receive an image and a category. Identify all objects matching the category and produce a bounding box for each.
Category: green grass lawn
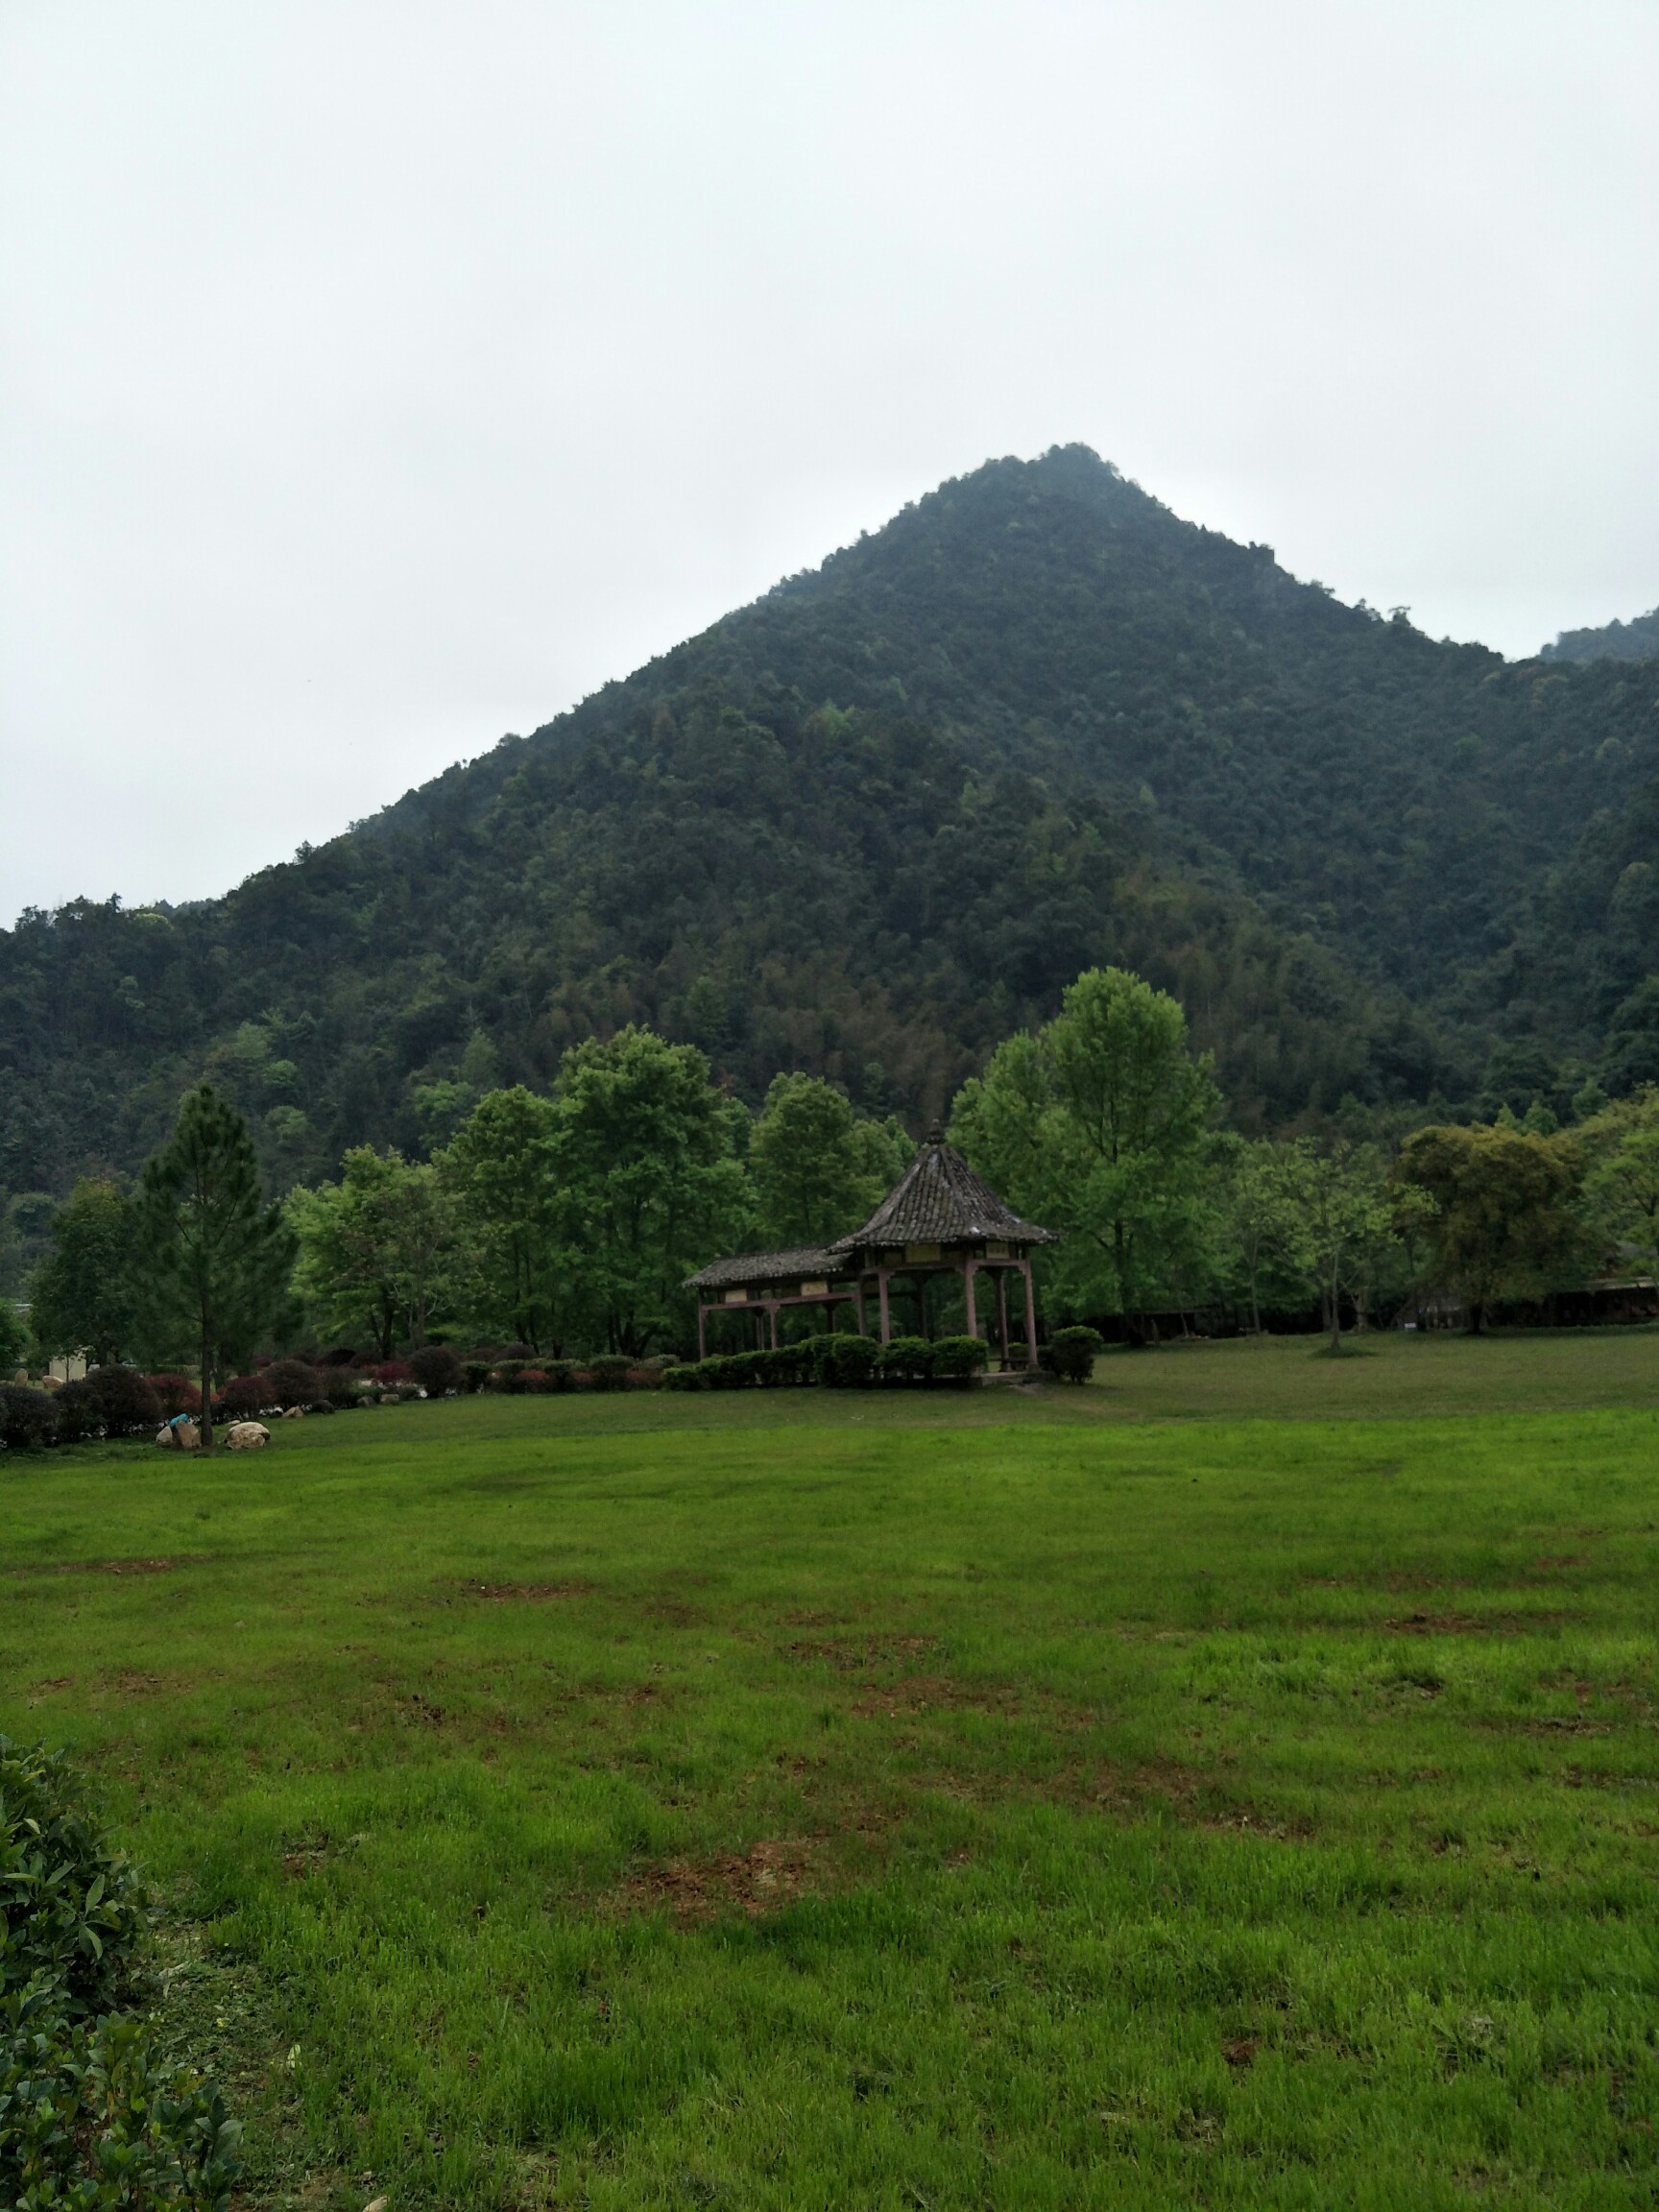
[6,1334,1659,2208]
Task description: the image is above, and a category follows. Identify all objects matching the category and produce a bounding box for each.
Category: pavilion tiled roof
[830,1132,1055,1253]
[684,1245,848,1291]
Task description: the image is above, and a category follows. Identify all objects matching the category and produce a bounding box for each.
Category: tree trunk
[1328,1256,1342,1355]
[199,1318,215,1453]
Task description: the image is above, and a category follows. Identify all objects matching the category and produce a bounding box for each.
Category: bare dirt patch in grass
[619,1838,815,1922]
[1385,1610,1578,1634]
[14,1553,211,1577]
[783,1633,939,1671]
[456,1579,599,1602]
[1086,1754,1311,1839]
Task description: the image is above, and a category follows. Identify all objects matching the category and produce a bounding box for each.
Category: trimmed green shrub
[1041,1325,1105,1383]
[660,1344,815,1390]
[876,1335,934,1382]
[462,1360,491,1394]
[0,1384,57,1451]
[929,1334,992,1382]
[541,1361,578,1392]
[812,1334,878,1387]
[588,1356,634,1392]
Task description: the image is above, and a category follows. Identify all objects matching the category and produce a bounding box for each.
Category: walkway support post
[1021,1259,1039,1368]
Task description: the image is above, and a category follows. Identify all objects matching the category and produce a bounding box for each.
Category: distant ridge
[3,445,1658,1230]
[1543,605,1659,664]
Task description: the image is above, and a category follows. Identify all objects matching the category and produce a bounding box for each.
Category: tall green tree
[555,1027,752,1356]
[1288,1142,1396,1353]
[750,1073,912,1247]
[1579,1088,1659,1270]
[1394,1122,1590,1332]
[135,1085,296,1447]
[288,1146,458,1356]
[951,968,1219,1323]
[27,1178,139,1365]
[0,1295,25,1375]
[1214,1137,1312,1334]
[438,1087,570,1353]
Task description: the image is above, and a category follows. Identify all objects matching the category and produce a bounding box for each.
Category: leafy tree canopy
[27,1176,140,1366]
[951,966,1218,1320]
[751,1073,913,1248]
[1394,1123,1592,1330]
[134,1084,296,1442]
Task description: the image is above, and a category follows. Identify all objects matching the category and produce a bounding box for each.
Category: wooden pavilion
[685,1125,1056,1367]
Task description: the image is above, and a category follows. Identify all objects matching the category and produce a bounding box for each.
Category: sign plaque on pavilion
[685,1125,1056,1367]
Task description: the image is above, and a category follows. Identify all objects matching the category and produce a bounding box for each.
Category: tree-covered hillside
[1543,606,1659,665]
[4,445,1657,1240]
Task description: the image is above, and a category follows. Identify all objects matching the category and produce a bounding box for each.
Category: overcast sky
[3,1,1656,924]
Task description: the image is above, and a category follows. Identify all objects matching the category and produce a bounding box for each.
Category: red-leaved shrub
[147,1375,202,1418]
[261,1358,322,1409]
[218,1375,266,1419]
[84,1366,162,1437]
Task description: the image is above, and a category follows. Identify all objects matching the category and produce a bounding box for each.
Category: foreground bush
[0,1735,241,2209]
[1040,1325,1105,1383]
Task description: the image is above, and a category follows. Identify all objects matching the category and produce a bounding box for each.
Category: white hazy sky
[3,1,1656,924]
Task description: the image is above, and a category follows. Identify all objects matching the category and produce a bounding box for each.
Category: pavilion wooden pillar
[1020,1258,1038,1367]
[767,1302,781,1350]
[877,1267,892,1344]
[996,1271,1011,1370]
[962,1257,980,1339]
[697,1303,708,1360]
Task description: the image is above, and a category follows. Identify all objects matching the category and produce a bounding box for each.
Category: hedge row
[663,1334,994,1390]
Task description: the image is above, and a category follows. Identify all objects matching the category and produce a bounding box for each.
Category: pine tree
[136,1085,296,1448]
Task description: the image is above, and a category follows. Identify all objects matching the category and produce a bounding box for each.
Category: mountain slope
[3,446,1655,1221]
[1543,606,1659,664]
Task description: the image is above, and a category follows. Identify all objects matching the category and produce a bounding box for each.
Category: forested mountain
[5,445,1659,1247]
[1543,606,1659,664]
